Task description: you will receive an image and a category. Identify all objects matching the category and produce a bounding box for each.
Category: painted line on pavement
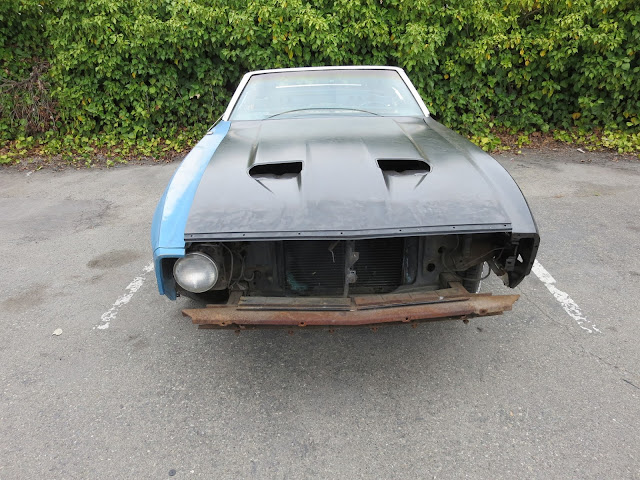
[97,262,154,330]
[532,259,600,333]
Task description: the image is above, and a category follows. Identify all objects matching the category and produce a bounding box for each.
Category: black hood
[184,116,534,241]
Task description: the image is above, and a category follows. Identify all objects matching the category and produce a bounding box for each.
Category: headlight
[173,252,219,293]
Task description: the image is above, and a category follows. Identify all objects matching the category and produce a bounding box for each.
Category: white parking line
[97,262,154,330]
[532,260,600,333]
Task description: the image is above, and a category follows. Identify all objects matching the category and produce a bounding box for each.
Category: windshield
[229,69,424,121]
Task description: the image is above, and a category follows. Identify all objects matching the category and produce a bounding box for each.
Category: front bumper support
[182,282,519,329]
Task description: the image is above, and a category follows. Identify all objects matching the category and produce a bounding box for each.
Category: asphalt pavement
[1,148,639,479]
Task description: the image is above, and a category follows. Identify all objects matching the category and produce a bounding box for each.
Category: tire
[460,262,486,293]
[178,287,230,304]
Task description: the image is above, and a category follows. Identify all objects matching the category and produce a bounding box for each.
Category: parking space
[1,149,639,479]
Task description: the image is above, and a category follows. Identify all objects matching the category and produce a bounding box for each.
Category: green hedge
[0,0,55,139]
[2,0,639,144]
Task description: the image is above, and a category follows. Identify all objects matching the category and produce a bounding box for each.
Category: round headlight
[173,252,219,293]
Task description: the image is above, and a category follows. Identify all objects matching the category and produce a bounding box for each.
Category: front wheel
[459,262,487,293]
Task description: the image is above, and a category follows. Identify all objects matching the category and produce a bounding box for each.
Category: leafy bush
[0,0,56,140]
[1,0,639,151]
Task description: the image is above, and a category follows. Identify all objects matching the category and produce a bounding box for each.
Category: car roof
[245,65,406,75]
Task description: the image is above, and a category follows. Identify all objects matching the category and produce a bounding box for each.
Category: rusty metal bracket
[183,282,519,329]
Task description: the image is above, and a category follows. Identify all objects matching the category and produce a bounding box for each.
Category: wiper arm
[266,107,380,119]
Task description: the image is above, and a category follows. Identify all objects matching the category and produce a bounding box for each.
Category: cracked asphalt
[1,148,639,479]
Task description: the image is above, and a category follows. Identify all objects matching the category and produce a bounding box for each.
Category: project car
[151,66,539,329]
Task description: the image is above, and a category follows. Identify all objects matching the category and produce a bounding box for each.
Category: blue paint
[150,121,230,298]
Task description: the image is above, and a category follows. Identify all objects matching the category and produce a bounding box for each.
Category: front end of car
[154,230,536,329]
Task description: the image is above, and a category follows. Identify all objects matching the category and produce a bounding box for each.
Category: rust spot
[183,284,519,329]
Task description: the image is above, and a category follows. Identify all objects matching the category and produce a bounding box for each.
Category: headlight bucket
[173,252,219,293]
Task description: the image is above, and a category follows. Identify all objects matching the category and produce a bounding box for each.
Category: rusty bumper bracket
[182,282,519,329]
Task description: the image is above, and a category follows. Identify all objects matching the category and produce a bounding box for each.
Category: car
[151,66,539,329]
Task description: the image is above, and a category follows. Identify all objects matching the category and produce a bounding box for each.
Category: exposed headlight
[173,252,218,293]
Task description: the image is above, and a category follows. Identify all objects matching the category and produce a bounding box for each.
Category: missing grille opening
[249,161,302,177]
[377,159,430,173]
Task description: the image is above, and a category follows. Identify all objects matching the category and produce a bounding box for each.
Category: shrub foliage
[1,0,639,144]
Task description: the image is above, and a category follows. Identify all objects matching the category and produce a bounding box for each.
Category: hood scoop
[249,161,302,178]
[377,159,430,193]
[249,161,303,194]
[377,159,430,174]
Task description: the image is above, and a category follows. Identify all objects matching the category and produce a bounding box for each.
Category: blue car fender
[150,121,230,298]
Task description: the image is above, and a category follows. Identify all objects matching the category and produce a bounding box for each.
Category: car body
[151,66,539,329]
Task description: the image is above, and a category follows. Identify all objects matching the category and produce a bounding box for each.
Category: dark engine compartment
[161,232,539,303]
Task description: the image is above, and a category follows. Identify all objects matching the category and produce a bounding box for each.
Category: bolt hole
[437,246,445,253]
[426,263,436,272]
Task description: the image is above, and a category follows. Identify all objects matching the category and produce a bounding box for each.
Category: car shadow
[174,298,487,402]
